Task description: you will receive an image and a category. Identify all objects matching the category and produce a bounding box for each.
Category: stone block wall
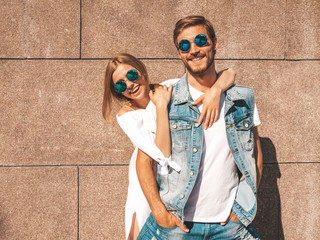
[0,0,319,239]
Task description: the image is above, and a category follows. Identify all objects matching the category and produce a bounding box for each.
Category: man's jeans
[137,213,260,240]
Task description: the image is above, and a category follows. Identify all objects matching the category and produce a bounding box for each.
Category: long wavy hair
[102,53,150,122]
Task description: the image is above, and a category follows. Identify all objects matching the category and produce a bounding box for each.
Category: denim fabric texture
[155,73,258,227]
[137,213,260,240]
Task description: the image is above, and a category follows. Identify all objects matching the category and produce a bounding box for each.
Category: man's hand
[153,209,189,232]
[191,86,222,129]
[220,211,240,226]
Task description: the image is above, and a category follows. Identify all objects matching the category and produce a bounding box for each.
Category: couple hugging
[102,15,263,240]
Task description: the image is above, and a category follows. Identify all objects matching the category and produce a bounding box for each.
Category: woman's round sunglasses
[179,34,208,52]
[114,69,139,93]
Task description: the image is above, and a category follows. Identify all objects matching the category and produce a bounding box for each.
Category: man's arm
[221,126,263,226]
[253,126,263,190]
[136,149,189,232]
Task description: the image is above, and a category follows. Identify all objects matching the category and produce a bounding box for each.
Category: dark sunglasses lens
[127,69,139,81]
[195,34,207,47]
[179,39,191,52]
[115,80,127,93]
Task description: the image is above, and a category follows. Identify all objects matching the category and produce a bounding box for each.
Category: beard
[184,51,215,76]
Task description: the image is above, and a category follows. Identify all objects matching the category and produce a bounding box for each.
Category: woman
[102,53,236,240]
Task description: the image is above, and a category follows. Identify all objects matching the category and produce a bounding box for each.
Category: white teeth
[191,57,203,61]
[129,85,140,94]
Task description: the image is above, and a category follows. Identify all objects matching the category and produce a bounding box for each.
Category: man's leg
[212,220,260,240]
[137,213,191,240]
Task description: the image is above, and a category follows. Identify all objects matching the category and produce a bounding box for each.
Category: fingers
[220,215,230,226]
[213,110,219,124]
[197,111,205,125]
[208,111,215,128]
[203,110,212,130]
[175,218,189,233]
[149,90,154,100]
[220,221,228,226]
[191,95,204,106]
[168,84,173,94]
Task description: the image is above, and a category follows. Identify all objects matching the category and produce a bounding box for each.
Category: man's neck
[187,66,217,93]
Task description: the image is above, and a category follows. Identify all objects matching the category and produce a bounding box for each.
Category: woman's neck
[130,97,150,110]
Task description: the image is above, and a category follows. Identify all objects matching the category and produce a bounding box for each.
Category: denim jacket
[156,73,257,227]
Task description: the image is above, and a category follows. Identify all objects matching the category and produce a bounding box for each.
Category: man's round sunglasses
[114,69,139,93]
[179,34,208,52]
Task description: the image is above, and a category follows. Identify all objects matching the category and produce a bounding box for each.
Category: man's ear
[213,38,218,50]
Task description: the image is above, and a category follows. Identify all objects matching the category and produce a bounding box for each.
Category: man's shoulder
[227,84,255,98]
[160,78,180,87]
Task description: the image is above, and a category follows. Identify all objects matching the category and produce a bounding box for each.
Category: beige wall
[0,0,319,239]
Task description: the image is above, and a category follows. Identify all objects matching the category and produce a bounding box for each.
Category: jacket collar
[173,73,201,115]
[173,73,190,105]
[225,85,247,114]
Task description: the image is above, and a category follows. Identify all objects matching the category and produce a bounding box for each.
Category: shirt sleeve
[117,111,180,174]
[143,101,157,134]
[253,103,261,127]
[116,111,165,161]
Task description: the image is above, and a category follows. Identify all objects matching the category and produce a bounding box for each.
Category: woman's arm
[192,68,236,129]
[149,84,173,158]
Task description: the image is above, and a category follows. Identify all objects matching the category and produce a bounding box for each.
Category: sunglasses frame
[114,69,139,93]
[178,34,208,52]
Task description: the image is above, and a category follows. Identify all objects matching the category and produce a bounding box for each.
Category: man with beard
[136,15,263,239]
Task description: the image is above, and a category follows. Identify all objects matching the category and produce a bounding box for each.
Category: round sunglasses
[179,34,208,52]
[114,69,139,93]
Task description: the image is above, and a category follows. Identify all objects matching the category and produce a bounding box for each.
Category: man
[136,15,263,239]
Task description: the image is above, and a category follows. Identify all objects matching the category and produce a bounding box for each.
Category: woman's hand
[191,85,222,129]
[149,84,173,109]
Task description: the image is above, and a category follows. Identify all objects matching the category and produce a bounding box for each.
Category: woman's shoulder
[117,105,134,117]
[116,105,145,120]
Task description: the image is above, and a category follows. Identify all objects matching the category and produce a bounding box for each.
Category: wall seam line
[79,0,82,59]
[284,0,288,60]
[1,58,320,61]
[77,166,80,240]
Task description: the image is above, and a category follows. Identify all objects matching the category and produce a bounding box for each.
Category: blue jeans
[137,213,260,240]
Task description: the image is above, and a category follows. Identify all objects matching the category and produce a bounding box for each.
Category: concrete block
[79,166,128,239]
[0,60,124,165]
[0,167,77,239]
[0,0,80,58]
[82,0,285,59]
[286,0,320,59]
[279,163,320,239]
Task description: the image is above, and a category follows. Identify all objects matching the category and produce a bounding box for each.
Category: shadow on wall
[253,137,284,240]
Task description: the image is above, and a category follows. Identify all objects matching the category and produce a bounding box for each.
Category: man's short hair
[173,15,216,50]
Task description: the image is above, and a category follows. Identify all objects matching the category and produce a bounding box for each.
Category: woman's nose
[125,79,134,88]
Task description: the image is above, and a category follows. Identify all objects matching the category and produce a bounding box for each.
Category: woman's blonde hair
[102,53,149,122]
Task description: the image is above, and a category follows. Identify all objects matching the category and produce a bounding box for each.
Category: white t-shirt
[144,79,261,223]
[184,84,260,222]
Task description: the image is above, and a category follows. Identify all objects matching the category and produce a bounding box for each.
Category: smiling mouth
[129,85,140,94]
[190,56,204,62]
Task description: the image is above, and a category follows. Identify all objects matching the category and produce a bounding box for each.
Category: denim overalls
[157,73,257,227]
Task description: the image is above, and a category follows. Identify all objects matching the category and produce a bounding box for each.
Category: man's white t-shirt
[144,79,261,223]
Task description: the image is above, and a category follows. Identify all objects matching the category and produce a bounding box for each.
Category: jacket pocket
[234,113,254,151]
[169,119,192,153]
